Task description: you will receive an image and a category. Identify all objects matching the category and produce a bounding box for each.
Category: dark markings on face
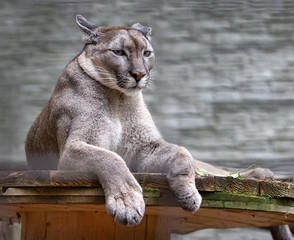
[115,72,127,88]
[94,29,153,90]
[119,38,125,50]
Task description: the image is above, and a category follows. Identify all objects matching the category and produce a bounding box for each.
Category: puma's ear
[131,23,152,41]
[76,15,99,43]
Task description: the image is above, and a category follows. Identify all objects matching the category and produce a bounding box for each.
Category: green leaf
[195,167,211,177]
[195,164,256,179]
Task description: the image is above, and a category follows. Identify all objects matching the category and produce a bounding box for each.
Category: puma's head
[76,15,155,96]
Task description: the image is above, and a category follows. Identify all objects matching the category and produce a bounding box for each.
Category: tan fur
[25,15,273,226]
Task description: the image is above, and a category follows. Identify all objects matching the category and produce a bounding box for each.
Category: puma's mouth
[126,76,149,90]
[114,73,149,94]
[130,85,145,90]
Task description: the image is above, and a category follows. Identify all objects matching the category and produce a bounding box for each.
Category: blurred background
[0,0,293,239]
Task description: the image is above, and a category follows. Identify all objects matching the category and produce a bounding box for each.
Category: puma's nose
[131,71,147,82]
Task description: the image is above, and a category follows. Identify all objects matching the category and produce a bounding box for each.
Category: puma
[25,15,274,226]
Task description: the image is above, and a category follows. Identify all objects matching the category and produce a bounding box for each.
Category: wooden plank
[2,187,105,196]
[145,215,170,240]
[214,176,259,195]
[6,203,294,227]
[146,207,251,229]
[0,203,106,213]
[115,224,135,240]
[1,190,294,215]
[0,171,293,200]
[49,171,100,187]
[135,173,169,190]
[46,212,78,240]
[0,195,107,204]
[20,212,27,240]
[144,189,179,206]
[77,212,96,240]
[145,204,294,228]
[134,216,146,240]
[0,171,50,187]
[94,211,115,239]
[22,212,46,240]
[0,171,294,237]
[145,215,157,240]
[195,176,215,191]
[169,208,294,234]
[200,192,294,214]
[10,205,294,232]
[260,180,294,198]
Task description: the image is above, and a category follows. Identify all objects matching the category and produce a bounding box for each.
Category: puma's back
[25,16,156,170]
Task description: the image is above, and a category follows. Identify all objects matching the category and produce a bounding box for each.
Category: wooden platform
[0,171,293,239]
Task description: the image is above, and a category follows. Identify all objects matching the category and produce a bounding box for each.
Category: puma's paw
[241,167,274,179]
[104,178,145,226]
[167,173,202,213]
[167,150,202,213]
[173,181,202,213]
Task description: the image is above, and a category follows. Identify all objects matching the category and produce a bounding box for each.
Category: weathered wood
[145,215,170,240]
[46,212,78,240]
[214,176,259,195]
[1,189,293,217]
[0,171,293,199]
[260,180,294,198]
[195,176,215,191]
[0,171,51,187]
[77,211,96,239]
[94,211,115,239]
[115,223,135,240]
[0,171,294,239]
[134,216,147,240]
[50,171,101,187]
[1,172,293,216]
[0,171,100,188]
[22,212,46,240]
[2,202,291,228]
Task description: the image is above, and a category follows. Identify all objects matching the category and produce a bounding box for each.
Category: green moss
[143,188,159,193]
[206,200,224,208]
[201,192,271,204]
[199,192,294,213]
[143,188,160,197]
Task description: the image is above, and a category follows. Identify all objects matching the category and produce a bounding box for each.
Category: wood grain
[0,171,293,199]
[0,171,294,239]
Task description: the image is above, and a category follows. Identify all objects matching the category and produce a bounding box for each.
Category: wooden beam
[0,171,294,233]
[0,171,293,198]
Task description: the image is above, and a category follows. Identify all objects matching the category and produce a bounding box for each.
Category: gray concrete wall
[1,1,293,176]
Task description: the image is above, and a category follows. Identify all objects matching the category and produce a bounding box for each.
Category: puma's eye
[143,51,152,57]
[112,50,126,56]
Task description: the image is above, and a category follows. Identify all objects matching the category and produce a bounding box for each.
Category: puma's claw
[167,173,202,213]
[176,184,202,213]
[105,180,145,226]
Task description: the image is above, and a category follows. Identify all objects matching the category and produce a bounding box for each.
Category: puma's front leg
[137,140,202,213]
[59,140,145,226]
[167,151,202,212]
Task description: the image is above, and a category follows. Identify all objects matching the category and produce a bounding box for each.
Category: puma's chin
[120,87,142,97]
[121,84,147,97]
[129,82,148,90]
